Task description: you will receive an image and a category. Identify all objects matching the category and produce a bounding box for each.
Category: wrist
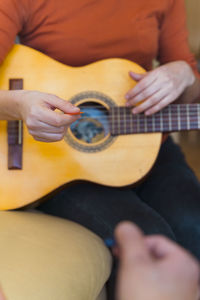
[11,90,29,120]
[181,61,195,88]
[0,90,25,120]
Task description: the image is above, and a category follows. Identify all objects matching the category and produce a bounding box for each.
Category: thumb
[115,222,152,300]
[46,95,80,114]
[115,222,151,268]
[129,71,146,82]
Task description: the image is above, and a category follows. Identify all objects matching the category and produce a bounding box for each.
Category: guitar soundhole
[70,102,109,144]
[65,91,116,152]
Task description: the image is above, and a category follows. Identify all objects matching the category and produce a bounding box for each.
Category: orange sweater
[0,0,199,77]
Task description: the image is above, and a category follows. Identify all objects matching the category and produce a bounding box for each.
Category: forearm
[0,90,23,120]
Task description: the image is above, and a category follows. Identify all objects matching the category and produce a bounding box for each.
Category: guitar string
[8,117,200,133]
[74,109,200,114]
[74,104,200,109]
[70,107,200,118]
[73,109,200,113]
[8,116,200,126]
[70,115,200,123]
[8,115,200,123]
[73,104,200,108]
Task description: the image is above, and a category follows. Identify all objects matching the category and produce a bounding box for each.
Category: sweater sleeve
[158,0,200,78]
[0,0,27,63]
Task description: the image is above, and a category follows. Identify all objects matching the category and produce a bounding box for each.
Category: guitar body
[0,45,161,210]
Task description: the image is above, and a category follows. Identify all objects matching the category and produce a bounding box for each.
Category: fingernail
[125,94,130,100]
[71,105,80,112]
[145,110,152,116]
[126,102,131,107]
[67,102,78,109]
[132,108,137,114]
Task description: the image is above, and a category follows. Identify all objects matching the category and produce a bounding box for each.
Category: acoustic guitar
[0,45,199,210]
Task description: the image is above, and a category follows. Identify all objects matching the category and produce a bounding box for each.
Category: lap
[37,137,200,300]
[38,182,175,240]
[38,136,200,259]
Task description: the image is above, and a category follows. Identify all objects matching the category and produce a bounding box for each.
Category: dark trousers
[38,136,200,298]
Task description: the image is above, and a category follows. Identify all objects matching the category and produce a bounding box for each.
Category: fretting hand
[125,61,195,115]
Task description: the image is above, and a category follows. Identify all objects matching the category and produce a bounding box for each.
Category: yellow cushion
[0,211,112,300]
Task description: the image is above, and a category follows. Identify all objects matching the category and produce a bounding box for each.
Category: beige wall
[185,0,200,59]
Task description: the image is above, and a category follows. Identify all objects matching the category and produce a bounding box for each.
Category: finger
[34,137,55,143]
[145,235,181,259]
[145,95,173,115]
[32,131,67,142]
[0,287,6,300]
[132,88,169,114]
[37,106,80,127]
[145,235,200,285]
[115,222,151,267]
[145,235,198,263]
[127,82,162,107]
[45,95,80,114]
[126,71,157,100]
[0,293,6,300]
[28,120,67,133]
[129,71,146,82]
[0,294,5,300]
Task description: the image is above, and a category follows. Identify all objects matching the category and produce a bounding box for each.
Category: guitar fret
[111,107,115,134]
[130,110,133,133]
[136,114,140,133]
[173,105,178,131]
[147,115,152,132]
[186,104,190,130]
[18,120,23,145]
[160,110,163,131]
[198,104,200,129]
[164,109,169,131]
[182,105,187,130]
[152,114,155,132]
[117,106,121,135]
[123,107,126,134]
[172,105,178,131]
[177,105,181,131]
[168,106,172,131]
[144,115,147,133]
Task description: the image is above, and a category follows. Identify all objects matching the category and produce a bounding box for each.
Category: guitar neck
[109,103,200,135]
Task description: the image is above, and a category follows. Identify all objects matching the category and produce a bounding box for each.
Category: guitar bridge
[7,79,23,170]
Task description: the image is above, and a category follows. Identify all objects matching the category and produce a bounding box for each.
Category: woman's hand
[16,90,80,142]
[125,61,195,115]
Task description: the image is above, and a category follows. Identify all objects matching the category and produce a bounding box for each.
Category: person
[0,221,199,300]
[0,0,200,298]
[0,292,5,300]
[114,221,200,300]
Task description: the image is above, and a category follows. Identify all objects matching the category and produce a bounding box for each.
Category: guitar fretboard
[109,104,200,135]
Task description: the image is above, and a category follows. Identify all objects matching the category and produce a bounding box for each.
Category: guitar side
[0,45,161,210]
